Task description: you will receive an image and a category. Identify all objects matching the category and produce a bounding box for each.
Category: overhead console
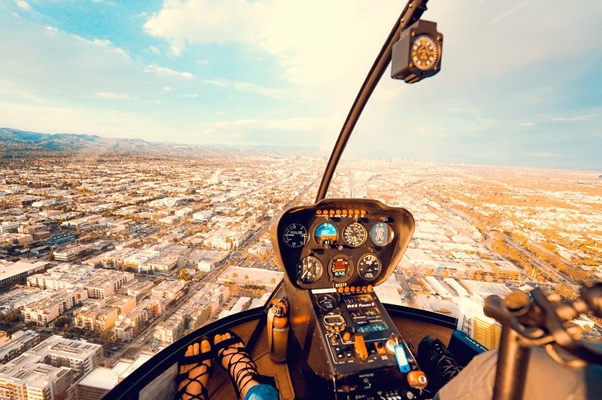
[271,199,428,400]
[272,198,415,290]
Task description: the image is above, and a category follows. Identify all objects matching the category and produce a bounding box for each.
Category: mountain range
[0,128,308,159]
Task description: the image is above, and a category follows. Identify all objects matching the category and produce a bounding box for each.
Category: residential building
[21,288,88,326]
[0,330,41,364]
[0,354,73,400]
[0,260,50,290]
[28,335,103,377]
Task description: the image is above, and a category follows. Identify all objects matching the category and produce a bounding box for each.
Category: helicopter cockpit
[104,0,602,399]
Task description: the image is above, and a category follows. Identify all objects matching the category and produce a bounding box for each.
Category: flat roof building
[27,335,103,378]
[0,353,73,400]
[0,260,50,290]
[0,330,41,364]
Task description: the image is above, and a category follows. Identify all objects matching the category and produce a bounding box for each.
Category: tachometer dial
[357,254,382,281]
[370,222,393,247]
[314,221,338,246]
[283,223,308,248]
[297,256,323,284]
[343,222,367,248]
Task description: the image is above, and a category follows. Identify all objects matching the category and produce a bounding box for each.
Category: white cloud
[144,0,261,45]
[94,92,131,100]
[91,38,129,57]
[145,65,194,80]
[143,0,602,89]
[549,115,592,123]
[144,0,395,89]
[92,0,115,5]
[140,0,602,149]
[0,79,41,102]
[1,0,600,165]
[202,78,292,100]
[16,1,30,10]
[522,152,560,158]
[206,117,324,131]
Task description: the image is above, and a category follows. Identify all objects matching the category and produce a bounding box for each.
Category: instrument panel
[271,199,415,289]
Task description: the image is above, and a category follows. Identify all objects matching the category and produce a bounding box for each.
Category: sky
[0,0,601,170]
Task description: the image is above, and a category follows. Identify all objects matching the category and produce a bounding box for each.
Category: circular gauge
[343,222,367,248]
[297,256,323,284]
[316,293,338,311]
[370,222,393,247]
[283,223,308,248]
[329,255,351,282]
[411,34,439,71]
[314,221,338,246]
[357,254,382,281]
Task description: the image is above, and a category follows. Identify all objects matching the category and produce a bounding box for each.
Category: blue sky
[1,0,601,170]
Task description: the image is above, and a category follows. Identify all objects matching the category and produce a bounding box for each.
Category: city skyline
[1,1,601,170]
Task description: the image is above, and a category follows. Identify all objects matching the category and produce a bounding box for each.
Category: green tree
[179,269,193,281]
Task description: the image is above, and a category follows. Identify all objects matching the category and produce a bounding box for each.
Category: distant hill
[0,128,310,160]
[1,128,144,152]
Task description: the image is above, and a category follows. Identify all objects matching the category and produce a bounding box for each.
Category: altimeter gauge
[297,255,323,284]
[283,223,308,248]
[343,222,367,248]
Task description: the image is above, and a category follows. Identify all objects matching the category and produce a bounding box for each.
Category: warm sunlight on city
[1,0,601,399]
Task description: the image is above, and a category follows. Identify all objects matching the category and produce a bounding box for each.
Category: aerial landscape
[1,132,601,397]
[1,0,601,399]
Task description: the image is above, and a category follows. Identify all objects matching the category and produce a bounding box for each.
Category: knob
[407,370,428,389]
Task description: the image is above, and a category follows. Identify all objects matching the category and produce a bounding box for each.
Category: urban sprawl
[1,154,601,399]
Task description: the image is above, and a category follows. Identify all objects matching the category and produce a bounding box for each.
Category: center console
[270,199,427,399]
[311,287,426,399]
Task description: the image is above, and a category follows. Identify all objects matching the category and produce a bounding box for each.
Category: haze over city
[1,0,601,169]
[1,151,601,398]
[1,0,602,398]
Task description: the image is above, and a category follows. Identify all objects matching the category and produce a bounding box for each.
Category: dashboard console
[271,199,427,399]
[272,198,415,290]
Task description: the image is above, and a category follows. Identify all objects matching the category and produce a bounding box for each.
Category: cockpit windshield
[0,1,601,398]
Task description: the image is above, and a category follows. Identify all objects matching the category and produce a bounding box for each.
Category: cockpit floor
[132,311,454,399]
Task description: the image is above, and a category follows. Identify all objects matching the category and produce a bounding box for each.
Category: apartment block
[21,288,88,326]
[28,335,102,377]
[0,260,50,290]
[0,330,41,364]
[0,354,73,400]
